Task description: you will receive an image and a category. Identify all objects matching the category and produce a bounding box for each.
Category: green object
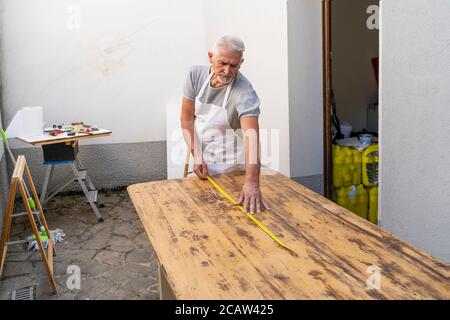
[0,128,7,144]
[368,187,378,224]
[28,198,36,210]
[40,228,48,238]
[332,144,362,188]
[31,228,48,242]
[332,184,368,220]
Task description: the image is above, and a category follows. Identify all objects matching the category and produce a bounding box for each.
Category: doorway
[323,0,380,223]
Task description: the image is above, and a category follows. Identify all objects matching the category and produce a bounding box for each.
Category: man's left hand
[234,181,270,214]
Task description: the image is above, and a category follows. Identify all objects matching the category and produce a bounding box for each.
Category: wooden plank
[24,161,56,257]
[16,131,112,146]
[0,179,17,278]
[0,157,58,294]
[127,171,449,300]
[20,177,57,294]
[48,240,54,275]
[0,245,8,277]
[12,155,26,181]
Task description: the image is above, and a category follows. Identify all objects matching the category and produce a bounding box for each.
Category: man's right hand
[193,159,208,180]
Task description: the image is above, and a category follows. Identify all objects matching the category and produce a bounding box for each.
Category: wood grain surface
[127,171,449,300]
[16,130,112,146]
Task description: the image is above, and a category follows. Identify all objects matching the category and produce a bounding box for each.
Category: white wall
[380,0,450,262]
[0,109,5,231]
[287,0,323,178]
[332,0,379,132]
[204,0,291,176]
[0,0,207,146]
[1,0,294,177]
[0,111,4,160]
[0,107,8,226]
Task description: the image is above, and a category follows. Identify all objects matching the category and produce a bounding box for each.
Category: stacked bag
[332,144,378,224]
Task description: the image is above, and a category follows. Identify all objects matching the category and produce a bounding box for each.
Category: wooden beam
[322,0,332,199]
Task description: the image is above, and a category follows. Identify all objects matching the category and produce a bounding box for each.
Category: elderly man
[181,35,268,214]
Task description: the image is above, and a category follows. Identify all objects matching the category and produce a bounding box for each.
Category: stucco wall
[379,0,450,262]
[1,0,207,145]
[287,0,324,179]
[204,0,291,176]
[1,0,295,184]
[0,0,206,189]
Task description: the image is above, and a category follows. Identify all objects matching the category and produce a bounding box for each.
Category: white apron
[194,72,244,174]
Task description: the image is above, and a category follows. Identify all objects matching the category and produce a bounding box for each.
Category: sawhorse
[0,155,58,294]
[40,156,104,223]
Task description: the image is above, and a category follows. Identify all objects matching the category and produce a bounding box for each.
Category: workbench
[16,129,112,222]
[127,171,448,300]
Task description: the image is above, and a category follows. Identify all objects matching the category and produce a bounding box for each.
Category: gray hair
[211,35,245,56]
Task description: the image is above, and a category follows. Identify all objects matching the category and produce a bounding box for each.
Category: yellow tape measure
[206,176,295,255]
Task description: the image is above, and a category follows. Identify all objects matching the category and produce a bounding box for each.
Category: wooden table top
[16,129,112,146]
[127,171,449,300]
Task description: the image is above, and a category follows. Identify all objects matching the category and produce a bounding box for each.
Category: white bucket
[340,121,352,138]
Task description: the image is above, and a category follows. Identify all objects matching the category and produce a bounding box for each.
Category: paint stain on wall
[89,36,133,77]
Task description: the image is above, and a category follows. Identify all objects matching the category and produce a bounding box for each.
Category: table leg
[70,163,104,222]
[159,264,176,300]
[40,164,54,209]
[75,158,98,203]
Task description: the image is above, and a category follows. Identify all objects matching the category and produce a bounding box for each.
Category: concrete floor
[0,190,159,300]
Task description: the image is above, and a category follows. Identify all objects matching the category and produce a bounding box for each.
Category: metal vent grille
[11,286,34,300]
